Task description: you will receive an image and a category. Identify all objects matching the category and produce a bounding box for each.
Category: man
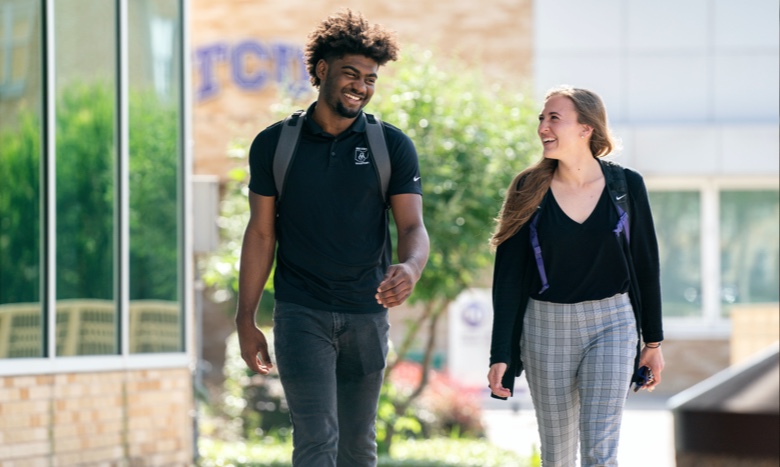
[235,10,429,467]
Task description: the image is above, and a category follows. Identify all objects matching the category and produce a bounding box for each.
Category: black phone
[632,365,653,392]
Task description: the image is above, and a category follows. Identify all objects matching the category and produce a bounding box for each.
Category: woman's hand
[638,344,665,392]
[488,363,512,398]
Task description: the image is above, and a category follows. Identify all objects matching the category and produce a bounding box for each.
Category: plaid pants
[521,293,638,467]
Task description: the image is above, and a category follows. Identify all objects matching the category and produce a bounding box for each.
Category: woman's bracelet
[644,342,661,349]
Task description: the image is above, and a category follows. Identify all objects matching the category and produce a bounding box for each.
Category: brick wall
[0,368,193,466]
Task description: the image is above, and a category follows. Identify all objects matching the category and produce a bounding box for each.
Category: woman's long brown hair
[490,86,617,248]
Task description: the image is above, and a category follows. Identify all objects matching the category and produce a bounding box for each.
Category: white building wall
[533,0,779,176]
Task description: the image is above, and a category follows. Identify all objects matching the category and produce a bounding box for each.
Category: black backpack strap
[272,110,305,203]
[601,159,631,243]
[364,113,391,204]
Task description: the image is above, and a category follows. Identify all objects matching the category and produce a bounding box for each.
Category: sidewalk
[481,389,675,466]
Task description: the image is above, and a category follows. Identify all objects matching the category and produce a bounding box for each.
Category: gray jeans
[273,300,389,467]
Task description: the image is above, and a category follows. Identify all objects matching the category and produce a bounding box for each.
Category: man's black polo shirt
[248,103,422,313]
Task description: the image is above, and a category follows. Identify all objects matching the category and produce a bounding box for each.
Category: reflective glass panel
[55,0,117,356]
[720,190,780,317]
[128,0,182,353]
[649,191,702,318]
[0,0,42,358]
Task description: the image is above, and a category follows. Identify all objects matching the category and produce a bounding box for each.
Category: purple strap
[613,207,630,242]
[529,213,550,294]
[529,205,630,295]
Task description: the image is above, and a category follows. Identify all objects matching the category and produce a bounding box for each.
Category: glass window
[0,0,42,358]
[0,0,36,99]
[0,0,186,364]
[128,0,182,353]
[649,191,702,318]
[720,190,780,317]
[55,0,117,356]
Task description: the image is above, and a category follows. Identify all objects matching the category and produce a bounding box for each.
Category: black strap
[365,113,391,204]
[602,160,631,243]
[272,110,305,203]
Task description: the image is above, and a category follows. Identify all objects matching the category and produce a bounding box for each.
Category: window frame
[0,0,191,377]
[645,175,779,339]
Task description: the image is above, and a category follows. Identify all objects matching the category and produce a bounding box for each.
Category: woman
[487,86,665,466]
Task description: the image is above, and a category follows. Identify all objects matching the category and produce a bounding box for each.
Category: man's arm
[235,191,277,374]
[376,193,429,308]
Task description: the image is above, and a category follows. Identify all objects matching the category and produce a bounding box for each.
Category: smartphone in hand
[632,365,653,392]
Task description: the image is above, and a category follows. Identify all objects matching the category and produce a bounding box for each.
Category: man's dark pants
[273,300,389,467]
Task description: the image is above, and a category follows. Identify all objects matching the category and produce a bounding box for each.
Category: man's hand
[380,194,429,308]
[237,325,274,374]
[375,263,418,308]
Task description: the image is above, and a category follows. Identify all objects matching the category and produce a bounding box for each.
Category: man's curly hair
[305,10,400,87]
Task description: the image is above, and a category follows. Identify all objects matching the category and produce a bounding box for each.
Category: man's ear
[316,59,328,81]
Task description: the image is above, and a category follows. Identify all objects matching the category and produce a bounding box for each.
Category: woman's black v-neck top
[530,186,631,304]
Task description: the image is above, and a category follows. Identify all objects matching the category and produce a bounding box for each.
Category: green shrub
[379,360,484,445]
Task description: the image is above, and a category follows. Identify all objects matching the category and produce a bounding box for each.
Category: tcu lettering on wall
[194,40,310,102]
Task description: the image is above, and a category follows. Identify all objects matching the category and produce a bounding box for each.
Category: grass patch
[198,438,293,466]
[382,438,536,467]
[197,437,536,467]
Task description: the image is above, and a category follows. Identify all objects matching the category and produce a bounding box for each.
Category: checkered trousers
[520,293,638,467]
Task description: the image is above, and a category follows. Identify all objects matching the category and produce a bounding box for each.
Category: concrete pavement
[481,388,675,466]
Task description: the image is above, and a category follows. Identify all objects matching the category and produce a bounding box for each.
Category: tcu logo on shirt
[354,147,370,165]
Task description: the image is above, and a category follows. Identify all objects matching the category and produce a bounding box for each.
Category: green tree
[54,82,116,299]
[368,48,538,452]
[0,110,41,304]
[128,89,180,301]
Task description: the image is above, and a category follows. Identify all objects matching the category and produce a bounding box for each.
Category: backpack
[529,160,631,294]
[272,110,392,204]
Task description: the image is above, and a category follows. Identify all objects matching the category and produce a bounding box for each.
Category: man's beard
[335,101,361,119]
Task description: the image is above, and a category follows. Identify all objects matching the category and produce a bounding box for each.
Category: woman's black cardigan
[489,159,664,399]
